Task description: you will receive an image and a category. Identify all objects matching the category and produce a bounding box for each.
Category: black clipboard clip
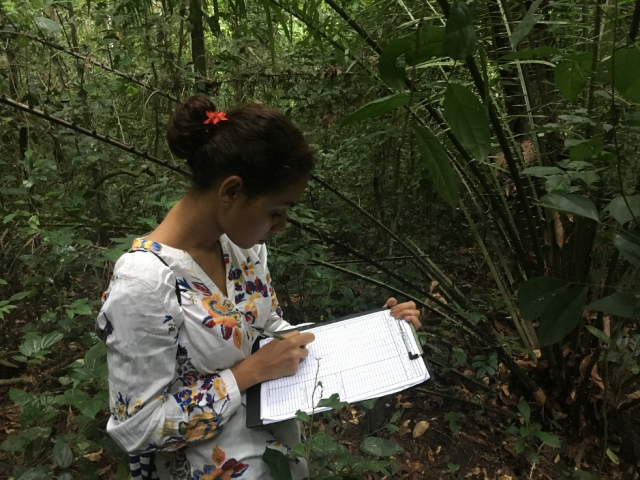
[395,314,420,360]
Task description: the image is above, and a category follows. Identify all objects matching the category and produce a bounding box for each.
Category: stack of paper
[258,309,430,424]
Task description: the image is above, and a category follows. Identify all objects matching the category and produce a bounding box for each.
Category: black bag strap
[129,249,182,306]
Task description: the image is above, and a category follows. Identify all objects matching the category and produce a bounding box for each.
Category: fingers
[389,301,422,330]
[383,297,398,308]
[299,346,309,359]
[297,332,315,346]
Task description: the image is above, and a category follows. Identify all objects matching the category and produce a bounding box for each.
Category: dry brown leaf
[402,461,427,474]
[349,418,359,425]
[532,388,546,405]
[591,364,604,390]
[549,210,564,248]
[464,467,482,478]
[83,448,103,462]
[427,447,435,462]
[627,390,640,400]
[412,420,429,438]
[501,384,510,396]
[603,315,611,337]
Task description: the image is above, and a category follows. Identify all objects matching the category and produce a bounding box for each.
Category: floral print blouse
[96,236,307,480]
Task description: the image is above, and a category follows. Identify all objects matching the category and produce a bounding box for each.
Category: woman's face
[218,175,309,249]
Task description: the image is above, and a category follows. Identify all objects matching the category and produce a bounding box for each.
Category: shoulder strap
[129,249,182,306]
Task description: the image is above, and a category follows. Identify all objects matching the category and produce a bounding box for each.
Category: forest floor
[2,363,638,479]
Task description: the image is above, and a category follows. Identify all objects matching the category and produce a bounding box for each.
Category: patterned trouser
[130,454,159,480]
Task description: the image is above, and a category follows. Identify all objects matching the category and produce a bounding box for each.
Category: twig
[0,375,35,386]
[0,94,189,177]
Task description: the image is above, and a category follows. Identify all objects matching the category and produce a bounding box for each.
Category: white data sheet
[259,310,430,423]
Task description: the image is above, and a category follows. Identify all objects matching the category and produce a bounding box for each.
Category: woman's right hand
[231,331,315,392]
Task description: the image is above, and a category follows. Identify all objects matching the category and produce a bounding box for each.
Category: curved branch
[0,94,190,177]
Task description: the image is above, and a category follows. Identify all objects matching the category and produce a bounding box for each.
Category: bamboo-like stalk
[0,95,189,176]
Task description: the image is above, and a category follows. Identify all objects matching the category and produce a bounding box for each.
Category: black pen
[252,325,286,340]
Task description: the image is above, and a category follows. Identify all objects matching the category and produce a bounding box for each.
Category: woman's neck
[147,190,223,253]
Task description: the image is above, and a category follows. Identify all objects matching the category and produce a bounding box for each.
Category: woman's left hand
[384,298,422,330]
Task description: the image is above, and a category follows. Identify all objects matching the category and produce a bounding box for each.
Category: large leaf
[517,277,568,321]
[262,447,292,480]
[604,195,640,225]
[405,26,446,65]
[613,231,640,267]
[308,432,348,456]
[34,16,61,33]
[414,126,459,208]
[537,286,588,346]
[379,34,415,90]
[378,27,445,90]
[360,436,403,457]
[612,47,640,103]
[444,84,491,161]
[555,56,592,103]
[18,466,53,480]
[53,441,73,469]
[442,1,477,60]
[539,193,599,222]
[510,0,544,48]
[588,292,640,318]
[341,93,428,126]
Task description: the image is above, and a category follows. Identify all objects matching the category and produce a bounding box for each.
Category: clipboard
[246,308,432,428]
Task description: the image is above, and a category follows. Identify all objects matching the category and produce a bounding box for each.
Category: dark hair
[167,94,314,196]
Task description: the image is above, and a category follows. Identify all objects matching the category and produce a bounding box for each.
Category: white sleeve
[96,256,241,455]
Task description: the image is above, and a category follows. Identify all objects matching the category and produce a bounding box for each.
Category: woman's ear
[218,176,244,207]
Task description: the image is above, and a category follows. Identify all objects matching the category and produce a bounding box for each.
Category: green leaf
[291,442,306,459]
[262,447,292,480]
[360,437,403,457]
[521,166,564,177]
[84,341,106,373]
[308,432,348,456]
[517,277,568,321]
[9,290,33,302]
[341,93,428,126]
[517,400,531,424]
[444,84,491,161]
[390,409,403,424]
[413,126,459,208]
[442,1,477,60]
[9,388,31,406]
[573,470,596,480]
[58,473,73,480]
[510,0,544,48]
[53,441,73,468]
[502,46,561,60]
[537,286,588,346]
[585,326,611,345]
[613,231,640,267]
[18,466,53,480]
[316,393,348,410]
[540,193,600,223]
[295,410,310,422]
[0,427,51,452]
[555,57,592,102]
[604,196,640,225]
[514,438,526,454]
[545,175,571,194]
[34,16,61,32]
[606,447,620,465]
[379,34,415,90]
[378,27,445,90]
[40,332,64,351]
[359,398,377,410]
[612,47,640,103]
[587,292,640,318]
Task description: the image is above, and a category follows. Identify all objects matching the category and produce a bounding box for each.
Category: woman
[97,94,421,479]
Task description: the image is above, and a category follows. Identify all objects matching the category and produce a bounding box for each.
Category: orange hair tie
[204,110,228,125]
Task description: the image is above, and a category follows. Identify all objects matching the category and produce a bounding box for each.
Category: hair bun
[167,94,217,160]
